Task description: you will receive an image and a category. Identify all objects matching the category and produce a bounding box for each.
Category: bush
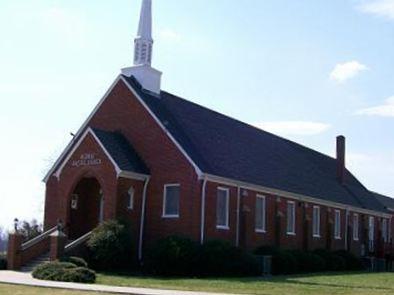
[61,267,96,283]
[254,246,297,275]
[87,219,134,270]
[0,256,7,270]
[198,240,260,277]
[32,262,96,283]
[333,250,364,271]
[288,250,325,273]
[144,236,199,276]
[32,262,77,281]
[59,256,88,268]
[313,249,346,271]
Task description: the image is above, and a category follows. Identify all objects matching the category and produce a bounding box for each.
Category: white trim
[353,213,359,241]
[255,194,266,233]
[202,173,391,219]
[43,76,123,182]
[286,200,296,235]
[138,177,150,261]
[216,187,230,230]
[334,209,341,240]
[312,205,321,238]
[162,183,180,218]
[200,177,208,244]
[120,76,203,179]
[52,127,150,181]
[127,187,135,210]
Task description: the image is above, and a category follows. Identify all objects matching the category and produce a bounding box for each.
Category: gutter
[236,186,241,247]
[200,177,208,244]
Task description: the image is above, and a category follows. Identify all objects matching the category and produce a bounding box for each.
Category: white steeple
[122,0,162,95]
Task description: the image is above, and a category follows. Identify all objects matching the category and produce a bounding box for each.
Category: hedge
[145,236,260,277]
[59,256,88,268]
[32,262,96,283]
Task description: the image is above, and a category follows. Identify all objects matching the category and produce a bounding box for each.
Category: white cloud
[330,61,368,83]
[359,0,394,20]
[159,28,182,43]
[356,96,394,117]
[254,121,331,136]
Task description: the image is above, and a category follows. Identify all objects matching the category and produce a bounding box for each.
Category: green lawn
[97,272,394,295]
[0,284,111,295]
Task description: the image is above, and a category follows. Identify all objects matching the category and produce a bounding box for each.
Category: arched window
[127,187,134,210]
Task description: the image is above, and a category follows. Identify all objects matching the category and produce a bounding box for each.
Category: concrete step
[21,252,50,273]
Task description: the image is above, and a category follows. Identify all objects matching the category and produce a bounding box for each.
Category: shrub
[144,236,199,276]
[198,240,260,277]
[254,246,297,275]
[313,249,346,271]
[288,250,325,273]
[334,250,364,271]
[0,256,7,270]
[59,256,88,268]
[32,262,96,284]
[61,267,96,283]
[32,262,76,281]
[87,219,134,270]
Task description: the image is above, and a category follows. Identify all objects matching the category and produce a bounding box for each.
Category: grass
[0,284,112,295]
[97,272,394,295]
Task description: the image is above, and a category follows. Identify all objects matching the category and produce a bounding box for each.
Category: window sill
[127,207,133,211]
[335,236,341,240]
[286,232,296,236]
[313,234,321,238]
[216,225,230,230]
[162,215,180,219]
[353,238,359,241]
[255,229,266,234]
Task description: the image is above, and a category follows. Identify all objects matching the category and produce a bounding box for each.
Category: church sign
[72,153,102,168]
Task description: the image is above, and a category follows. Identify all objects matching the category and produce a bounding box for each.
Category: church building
[42,0,393,262]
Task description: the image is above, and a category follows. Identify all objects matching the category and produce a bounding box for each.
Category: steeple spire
[122,0,162,95]
[134,0,153,66]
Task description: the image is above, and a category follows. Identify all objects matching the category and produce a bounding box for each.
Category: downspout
[345,208,349,251]
[138,177,150,261]
[200,177,208,244]
[236,186,241,247]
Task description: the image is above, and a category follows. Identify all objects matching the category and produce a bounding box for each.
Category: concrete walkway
[0,271,235,295]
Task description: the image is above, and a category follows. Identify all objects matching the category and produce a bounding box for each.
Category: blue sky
[0,0,394,229]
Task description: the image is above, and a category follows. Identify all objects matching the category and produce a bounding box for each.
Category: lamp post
[13,218,19,233]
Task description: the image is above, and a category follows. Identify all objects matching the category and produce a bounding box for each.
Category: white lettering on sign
[72,153,102,167]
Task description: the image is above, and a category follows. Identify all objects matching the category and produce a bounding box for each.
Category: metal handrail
[65,231,92,252]
[21,227,57,251]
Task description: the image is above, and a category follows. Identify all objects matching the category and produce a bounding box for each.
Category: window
[255,195,266,232]
[369,216,375,241]
[127,187,134,210]
[216,187,229,229]
[382,219,388,243]
[334,210,341,239]
[162,184,180,218]
[286,201,296,235]
[353,214,359,241]
[312,206,320,237]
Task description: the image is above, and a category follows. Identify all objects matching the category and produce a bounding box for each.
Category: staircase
[21,252,50,272]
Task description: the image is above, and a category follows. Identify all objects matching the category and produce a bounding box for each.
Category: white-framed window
[162,184,180,218]
[369,216,375,241]
[286,201,296,235]
[127,187,134,210]
[255,195,266,233]
[353,213,359,241]
[312,206,320,237]
[216,187,230,229]
[382,218,388,243]
[334,210,341,239]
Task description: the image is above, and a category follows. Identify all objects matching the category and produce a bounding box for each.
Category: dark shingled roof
[123,75,387,213]
[92,128,149,175]
[373,192,394,211]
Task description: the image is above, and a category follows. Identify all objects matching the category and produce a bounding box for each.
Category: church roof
[372,192,394,211]
[123,75,387,213]
[92,128,150,175]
